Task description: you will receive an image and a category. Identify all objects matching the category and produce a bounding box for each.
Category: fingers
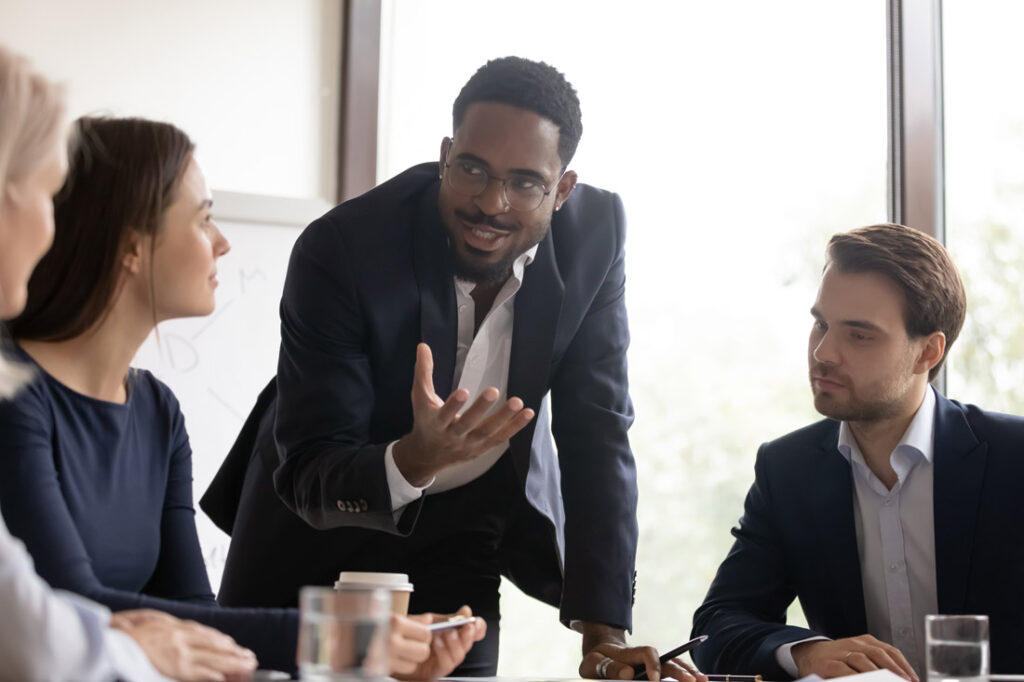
[624,645,661,681]
[583,644,659,680]
[798,636,918,682]
[436,389,469,425]
[183,666,227,682]
[484,405,535,443]
[189,649,257,677]
[412,344,444,409]
[589,655,633,681]
[847,645,917,681]
[431,628,467,676]
[461,618,486,644]
[847,635,918,682]
[182,621,251,656]
[406,612,434,626]
[392,613,431,643]
[662,658,706,682]
[390,614,432,675]
[405,337,535,472]
[448,388,500,435]
[884,644,919,681]
[453,394,534,443]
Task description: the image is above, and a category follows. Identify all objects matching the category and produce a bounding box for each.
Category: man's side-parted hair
[826,223,967,380]
[452,56,583,169]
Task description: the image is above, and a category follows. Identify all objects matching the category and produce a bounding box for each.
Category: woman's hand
[391,606,487,680]
[112,610,257,682]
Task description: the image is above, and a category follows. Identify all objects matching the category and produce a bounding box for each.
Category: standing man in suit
[692,223,1024,680]
[206,56,699,681]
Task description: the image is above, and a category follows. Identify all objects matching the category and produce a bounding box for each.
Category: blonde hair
[0,45,65,397]
[0,45,65,189]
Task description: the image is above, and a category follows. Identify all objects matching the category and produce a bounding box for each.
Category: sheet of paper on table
[797,671,906,682]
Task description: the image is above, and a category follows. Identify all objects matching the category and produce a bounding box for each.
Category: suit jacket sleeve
[272,216,421,534]
[549,192,639,630]
[692,445,819,678]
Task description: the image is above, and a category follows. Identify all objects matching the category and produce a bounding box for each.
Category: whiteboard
[133,193,327,590]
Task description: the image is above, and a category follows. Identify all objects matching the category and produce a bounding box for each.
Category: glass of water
[298,586,391,681]
[925,614,989,682]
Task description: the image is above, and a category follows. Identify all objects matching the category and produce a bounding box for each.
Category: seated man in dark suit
[692,223,1024,680]
[203,56,700,681]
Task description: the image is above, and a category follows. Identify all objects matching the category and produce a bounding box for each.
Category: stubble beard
[811,379,907,424]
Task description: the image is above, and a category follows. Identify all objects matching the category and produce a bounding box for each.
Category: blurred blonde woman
[0,44,258,682]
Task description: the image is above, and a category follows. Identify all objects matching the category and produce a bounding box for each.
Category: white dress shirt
[384,245,538,509]
[0,511,168,682]
[776,386,939,676]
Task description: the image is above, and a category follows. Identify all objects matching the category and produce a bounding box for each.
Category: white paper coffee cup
[334,571,414,615]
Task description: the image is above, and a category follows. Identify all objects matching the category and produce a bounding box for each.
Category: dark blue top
[0,346,298,672]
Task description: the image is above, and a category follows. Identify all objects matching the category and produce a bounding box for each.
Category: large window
[379,1,888,675]
[943,1,1024,411]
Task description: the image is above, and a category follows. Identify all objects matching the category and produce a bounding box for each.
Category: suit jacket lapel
[413,188,456,398]
[812,424,870,634]
[507,230,564,482]
[932,393,986,613]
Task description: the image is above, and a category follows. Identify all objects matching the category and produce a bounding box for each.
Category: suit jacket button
[359,499,368,511]
[336,500,346,511]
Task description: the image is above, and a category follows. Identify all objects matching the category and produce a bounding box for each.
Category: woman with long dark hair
[0,47,258,682]
[0,114,484,678]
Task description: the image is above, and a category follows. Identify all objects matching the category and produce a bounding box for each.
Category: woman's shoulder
[128,368,183,416]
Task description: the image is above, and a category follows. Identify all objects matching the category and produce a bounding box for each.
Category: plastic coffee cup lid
[334,571,414,592]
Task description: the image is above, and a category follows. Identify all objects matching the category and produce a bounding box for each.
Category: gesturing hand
[792,635,919,681]
[393,343,535,485]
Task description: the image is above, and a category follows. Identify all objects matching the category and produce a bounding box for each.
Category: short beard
[450,245,520,285]
[447,209,548,285]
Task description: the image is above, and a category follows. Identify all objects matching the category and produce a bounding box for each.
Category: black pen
[706,676,762,682]
[633,635,709,680]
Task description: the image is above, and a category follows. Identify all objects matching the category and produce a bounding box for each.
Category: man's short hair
[452,56,583,169]
[826,223,967,380]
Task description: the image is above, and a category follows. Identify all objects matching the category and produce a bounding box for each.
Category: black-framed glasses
[443,156,558,212]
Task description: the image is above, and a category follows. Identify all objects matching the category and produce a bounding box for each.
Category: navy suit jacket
[692,392,1024,678]
[204,163,638,629]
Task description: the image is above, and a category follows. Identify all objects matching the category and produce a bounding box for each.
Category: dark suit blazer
[203,163,639,629]
[692,392,1024,677]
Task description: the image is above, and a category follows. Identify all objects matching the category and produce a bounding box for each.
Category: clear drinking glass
[925,614,989,682]
[298,586,391,682]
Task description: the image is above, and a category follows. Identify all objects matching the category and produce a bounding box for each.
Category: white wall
[0,0,339,200]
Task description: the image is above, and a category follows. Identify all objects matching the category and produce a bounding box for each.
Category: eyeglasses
[443,156,558,212]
